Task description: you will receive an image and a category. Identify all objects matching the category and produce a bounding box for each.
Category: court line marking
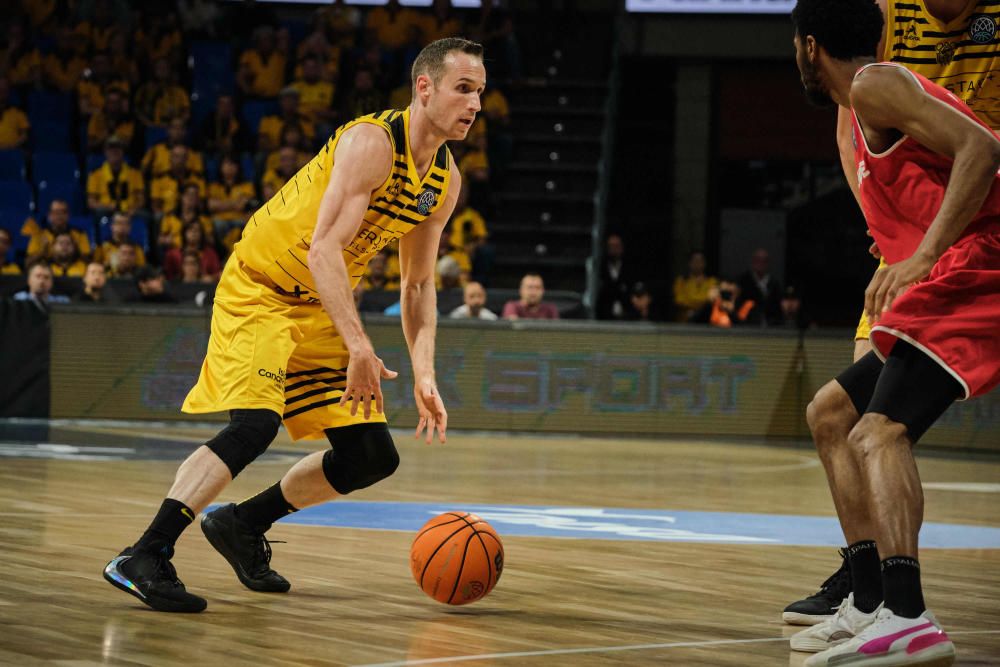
[351,630,1000,667]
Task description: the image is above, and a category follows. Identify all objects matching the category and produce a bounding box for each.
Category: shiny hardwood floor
[1,422,998,666]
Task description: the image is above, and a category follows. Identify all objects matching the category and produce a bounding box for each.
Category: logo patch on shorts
[258,367,286,387]
[416,188,437,215]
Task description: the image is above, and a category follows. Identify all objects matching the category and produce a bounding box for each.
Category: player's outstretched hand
[340,348,397,419]
[865,252,934,323]
[414,380,448,445]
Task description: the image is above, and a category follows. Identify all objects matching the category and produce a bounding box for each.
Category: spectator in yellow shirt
[207,155,255,235]
[257,87,315,153]
[23,199,92,262]
[291,55,335,132]
[76,52,130,118]
[149,146,207,216]
[107,30,140,88]
[673,250,719,322]
[86,136,145,216]
[158,182,214,255]
[0,228,22,275]
[361,251,400,291]
[238,26,286,99]
[1,22,41,87]
[366,0,422,50]
[0,76,29,150]
[421,0,463,44]
[141,118,204,180]
[449,184,488,249]
[264,124,311,173]
[107,241,141,279]
[94,212,147,268]
[133,57,190,127]
[296,25,343,84]
[43,27,87,93]
[339,69,386,122]
[260,146,301,201]
[196,93,248,155]
[87,86,135,153]
[49,231,88,277]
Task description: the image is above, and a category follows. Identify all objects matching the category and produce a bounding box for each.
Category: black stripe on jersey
[252,213,258,227]
[433,145,448,169]
[923,29,973,38]
[370,203,401,219]
[360,217,390,233]
[427,172,444,183]
[377,110,392,121]
[892,2,922,9]
[928,67,997,80]
[390,110,403,121]
[394,160,408,169]
[893,40,995,51]
[299,236,310,249]
[287,249,309,270]
[286,366,348,379]
[280,189,286,205]
[422,184,443,195]
[285,375,347,394]
[286,384,347,406]
[388,114,407,155]
[284,396,347,420]
[344,247,360,258]
[894,16,930,23]
[274,260,316,290]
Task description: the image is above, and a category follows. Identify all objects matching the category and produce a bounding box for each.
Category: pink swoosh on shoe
[907,631,951,655]
[858,622,935,655]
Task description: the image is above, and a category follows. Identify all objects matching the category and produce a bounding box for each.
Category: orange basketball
[410,512,504,605]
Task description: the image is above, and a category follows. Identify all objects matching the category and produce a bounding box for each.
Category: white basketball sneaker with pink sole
[804,606,955,666]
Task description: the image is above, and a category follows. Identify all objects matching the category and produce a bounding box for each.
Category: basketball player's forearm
[311,249,371,354]
[400,279,437,382]
[917,146,1000,260]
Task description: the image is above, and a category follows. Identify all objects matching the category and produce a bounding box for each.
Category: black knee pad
[205,409,281,478]
[322,423,399,494]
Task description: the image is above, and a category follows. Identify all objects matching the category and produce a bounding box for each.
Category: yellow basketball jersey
[235,108,453,302]
[883,0,1000,130]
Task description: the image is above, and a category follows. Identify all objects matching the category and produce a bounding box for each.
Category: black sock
[881,555,926,618]
[135,498,196,553]
[234,482,298,531]
[847,540,883,613]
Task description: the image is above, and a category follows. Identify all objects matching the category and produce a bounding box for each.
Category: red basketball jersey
[851,63,1000,400]
[850,63,1000,267]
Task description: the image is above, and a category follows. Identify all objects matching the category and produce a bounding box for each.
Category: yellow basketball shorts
[182,255,387,440]
[854,257,888,341]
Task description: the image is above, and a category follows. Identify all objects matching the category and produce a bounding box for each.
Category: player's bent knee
[806,381,855,439]
[846,413,905,460]
[205,409,282,478]
[322,423,399,494]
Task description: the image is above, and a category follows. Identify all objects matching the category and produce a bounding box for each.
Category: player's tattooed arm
[398,162,462,444]
[310,123,398,419]
[852,66,1000,320]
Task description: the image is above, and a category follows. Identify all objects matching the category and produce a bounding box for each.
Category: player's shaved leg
[853,337,872,363]
[280,450,340,509]
[848,414,920,557]
[166,446,233,514]
[807,380,873,543]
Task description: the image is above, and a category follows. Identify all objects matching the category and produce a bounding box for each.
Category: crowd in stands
[0,0,515,306]
[596,233,810,328]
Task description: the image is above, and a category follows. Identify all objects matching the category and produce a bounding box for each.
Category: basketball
[410,512,504,605]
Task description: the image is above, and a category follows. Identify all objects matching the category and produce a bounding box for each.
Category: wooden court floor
[1,421,998,666]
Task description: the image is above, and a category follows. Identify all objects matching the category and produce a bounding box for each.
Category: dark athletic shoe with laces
[782,549,852,625]
[201,503,290,593]
[103,545,207,612]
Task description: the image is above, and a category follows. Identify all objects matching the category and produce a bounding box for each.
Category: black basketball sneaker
[103,545,207,613]
[782,549,851,625]
[201,503,290,593]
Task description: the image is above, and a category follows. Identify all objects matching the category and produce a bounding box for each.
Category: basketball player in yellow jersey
[103,38,486,613]
[783,0,1000,631]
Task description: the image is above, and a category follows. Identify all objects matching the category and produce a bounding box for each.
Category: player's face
[426,52,485,141]
[794,34,834,109]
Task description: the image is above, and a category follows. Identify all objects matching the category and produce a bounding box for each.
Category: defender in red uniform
[790,1,1000,665]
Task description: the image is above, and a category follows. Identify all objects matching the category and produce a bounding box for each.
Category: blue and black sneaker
[103,546,207,613]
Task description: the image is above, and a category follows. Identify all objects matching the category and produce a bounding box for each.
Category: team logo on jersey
[416,189,437,215]
[935,41,956,65]
[903,24,919,44]
[969,15,997,44]
[857,160,870,186]
[387,179,403,198]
